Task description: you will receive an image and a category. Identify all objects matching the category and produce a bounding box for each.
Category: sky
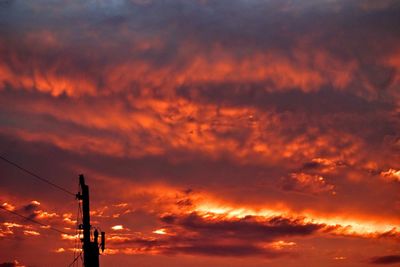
[0,0,400,266]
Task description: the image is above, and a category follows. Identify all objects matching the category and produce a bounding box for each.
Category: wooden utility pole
[77,174,105,267]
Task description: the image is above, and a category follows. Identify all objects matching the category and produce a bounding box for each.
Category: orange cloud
[111,225,125,231]
[380,169,400,182]
[0,32,360,98]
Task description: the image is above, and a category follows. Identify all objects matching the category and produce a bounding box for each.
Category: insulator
[101,231,105,252]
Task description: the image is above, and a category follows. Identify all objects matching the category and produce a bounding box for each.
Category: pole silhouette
[77,174,104,267]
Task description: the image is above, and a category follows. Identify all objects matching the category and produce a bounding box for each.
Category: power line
[68,252,82,267]
[0,155,75,196]
[73,199,83,267]
[0,205,70,235]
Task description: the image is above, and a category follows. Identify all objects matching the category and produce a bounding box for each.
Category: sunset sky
[0,0,400,266]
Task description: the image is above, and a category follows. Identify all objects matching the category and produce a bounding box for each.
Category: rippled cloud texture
[0,0,400,266]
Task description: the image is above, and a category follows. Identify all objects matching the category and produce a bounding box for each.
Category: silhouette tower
[77,174,105,267]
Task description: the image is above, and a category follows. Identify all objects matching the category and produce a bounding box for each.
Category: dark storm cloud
[370,255,400,264]
[107,212,317,258]
[160,212,323,240]
[110,234,286,257]
[178,86,393,114]
[165,243,283,257]
[113,236,162,247]
[21,202,40,219]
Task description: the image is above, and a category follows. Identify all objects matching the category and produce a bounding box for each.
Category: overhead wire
[0,155,75,196]
[68,252,82,267]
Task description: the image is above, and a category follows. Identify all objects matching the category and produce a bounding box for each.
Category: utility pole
[77,174,105,267]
